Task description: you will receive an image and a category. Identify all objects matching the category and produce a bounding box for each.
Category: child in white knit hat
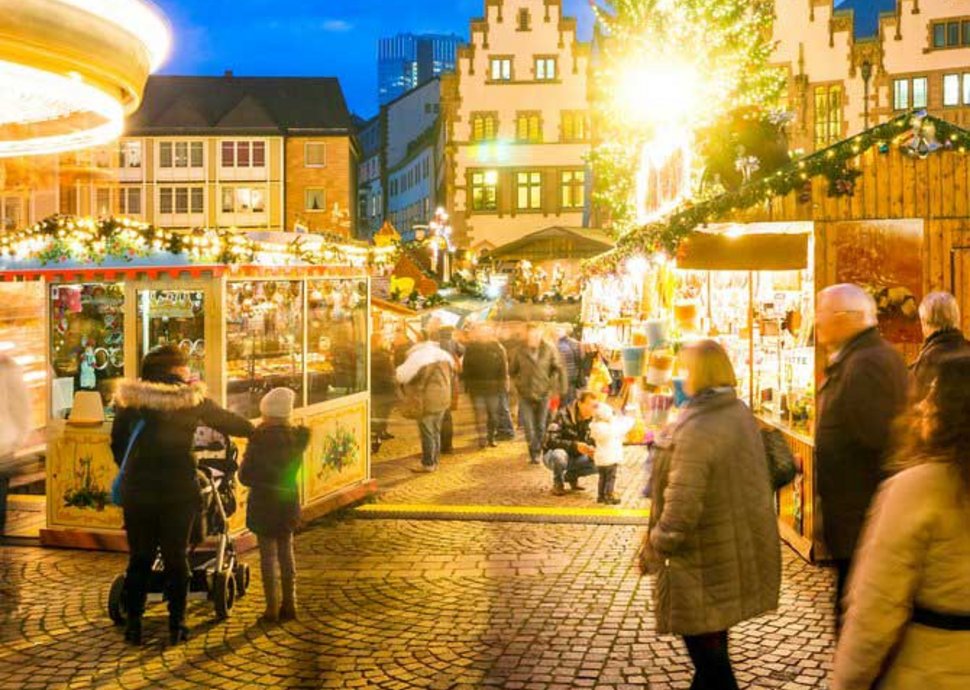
[239,387,309,623]
[589,403,634,505]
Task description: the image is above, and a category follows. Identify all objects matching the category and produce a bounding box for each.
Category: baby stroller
[107,427,251,624]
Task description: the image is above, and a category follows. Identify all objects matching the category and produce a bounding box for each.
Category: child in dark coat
[239,388,310,623]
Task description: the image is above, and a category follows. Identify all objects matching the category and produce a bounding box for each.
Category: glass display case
[307,278,368,405]
[49,283,125,417]
[136,289,206,380]
[226,280,305,420]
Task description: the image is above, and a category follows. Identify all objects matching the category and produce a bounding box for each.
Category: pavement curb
[354,503,651,525]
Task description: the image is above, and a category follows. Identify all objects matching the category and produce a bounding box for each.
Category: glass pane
[191,142,203,167]
[221,141,234,167]
[136,290,206,381]
[943,75,959,106]
[934,23,947,47]
[253,142,266,167]
[191,188,204,213]
[226,281,305,419]
[160,143,172,168]
[49,283,125,418]
[237,142,250,167]
[127,189,142,215]
[307,279,368,405]
[160,188,173,213]
[949,22,960,46]
[175,188,188,213]
[175,142,188,167]
[913,78,927,108]
[222,187,235,213]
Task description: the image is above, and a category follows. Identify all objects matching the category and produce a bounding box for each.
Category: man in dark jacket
[510,324,566,464]
[462,323,508,449]
[815,284,908,636]
[910,291,970,400]
[556,325,585,406]
[542,391,599,495]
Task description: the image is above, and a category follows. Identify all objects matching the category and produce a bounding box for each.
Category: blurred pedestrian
[542,390,600,494]
[431,322,464,455]
[462,323,508,449]
[639,340,780,690]
[589,403,633,505]
[556,325,585,406]
[396,331,454,472]
[496,323,523,439]
[370,332,397,452]
[910,291,969,401]
[239,388,310,624]
[815,284,908,636]
[832,353,970,690]
[0,353,30,536]
[510,323,565,464]
[111,345,253,645]
[391,327,413,367]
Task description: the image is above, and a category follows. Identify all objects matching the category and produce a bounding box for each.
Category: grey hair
[919,291,961,331]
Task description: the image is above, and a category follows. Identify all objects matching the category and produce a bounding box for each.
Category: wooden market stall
[0,219,374,550]
[584,112,970,561]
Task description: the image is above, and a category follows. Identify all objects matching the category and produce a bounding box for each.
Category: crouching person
[240,388,310,623]
[543,391,600,496]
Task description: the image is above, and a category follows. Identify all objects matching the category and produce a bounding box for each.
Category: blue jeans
[520,397,549,462]
[471,393,502,446]
[544,448,597,488]
[417,411,445,468]
[497,391,515,439]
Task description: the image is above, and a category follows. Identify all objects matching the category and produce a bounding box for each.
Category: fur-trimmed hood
[114,379,207,412]
[396,342,454,385]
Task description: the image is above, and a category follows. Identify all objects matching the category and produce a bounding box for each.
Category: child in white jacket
[589,403,634,505]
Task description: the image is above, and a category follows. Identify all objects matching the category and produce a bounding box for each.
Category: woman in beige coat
[833,354,970,690]
[641,340,781,689]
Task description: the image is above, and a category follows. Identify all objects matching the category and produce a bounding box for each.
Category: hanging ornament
[826,162,861,197]
[903,112,941,159]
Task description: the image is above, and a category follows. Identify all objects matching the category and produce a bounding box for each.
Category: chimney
[224,69,233,79]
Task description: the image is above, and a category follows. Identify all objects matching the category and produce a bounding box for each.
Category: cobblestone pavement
[0,401,836,689]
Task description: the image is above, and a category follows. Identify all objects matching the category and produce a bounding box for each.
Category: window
[535,57,556,81]
[944,74,961,106]
[121,141,142,168]
[471,170,498,211]
[893,79,909,110]
[423,158,430,179]
[561,170,585,209]
[95,188,112,216]
[159,141,203,168]
[471,112,497,141]
[517,8,531,31]
[120,188,141,215]
[963,74,970,105]
[813,85,842,149]
[913,77,928,108]
[221,141,235,167]
[932,20,970,48]
[1,196,23,231]
[159,186,203,214]
[515,112,542,142]
[562,111,589,141]
[490,58,512,81]
[221,187,265,213]
[305,188,326,211]
[516,171,542,210]
[305,142,327,167]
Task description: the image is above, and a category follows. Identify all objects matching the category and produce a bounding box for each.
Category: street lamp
[861,60,873,130]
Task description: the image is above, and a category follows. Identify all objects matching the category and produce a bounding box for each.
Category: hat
[260,387,296,419]
[68,391,106,426]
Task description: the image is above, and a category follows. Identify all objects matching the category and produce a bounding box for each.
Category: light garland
[583,111,965,275]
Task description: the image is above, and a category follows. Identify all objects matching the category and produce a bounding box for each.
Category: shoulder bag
[110,418,146,505]
[761,427,797,490]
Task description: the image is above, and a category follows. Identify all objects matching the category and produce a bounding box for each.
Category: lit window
[121,141,142,168]
[562,111,588,141]
[516,171,542,210]
[814,85,842,149]
[471,170,498,211]
[1,196,22,231]
[490,58,512,81]
[516,112,542,142]
[305,188,326,211]
[471,113,497,141]
[305,143,327,167]
[893,79,909,110]
[535,57,556,81]
[561,171,585,209]
[963,74,970,105]
[913,77,928,108]
[944,74,961,106]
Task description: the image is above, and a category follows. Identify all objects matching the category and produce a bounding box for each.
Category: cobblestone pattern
[0,518,834,689]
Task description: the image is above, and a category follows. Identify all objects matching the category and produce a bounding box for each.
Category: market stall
[0,218,373,550]
[584,112,966,561]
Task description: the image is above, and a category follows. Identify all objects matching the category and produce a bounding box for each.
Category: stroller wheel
[212,571,236,620]
[107,574,127,626]
[233,563,251,598]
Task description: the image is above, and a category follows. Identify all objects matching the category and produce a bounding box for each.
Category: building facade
[378,33,462,106]
[357,116,384,238]
[773,0,970,153]
[442,0,592,250]
[0,75,358,237]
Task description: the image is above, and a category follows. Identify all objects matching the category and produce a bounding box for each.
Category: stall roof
[488,227,614,262]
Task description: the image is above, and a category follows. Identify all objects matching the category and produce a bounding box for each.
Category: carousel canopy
[487,226,614,262]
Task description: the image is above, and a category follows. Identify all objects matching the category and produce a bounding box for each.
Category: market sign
[678,230,810,271]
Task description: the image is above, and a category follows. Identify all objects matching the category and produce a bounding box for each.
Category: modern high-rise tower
[377,33,461,105]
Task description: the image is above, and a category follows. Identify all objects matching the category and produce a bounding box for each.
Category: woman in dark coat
[111,346,253,645]
[239,387,310,623]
